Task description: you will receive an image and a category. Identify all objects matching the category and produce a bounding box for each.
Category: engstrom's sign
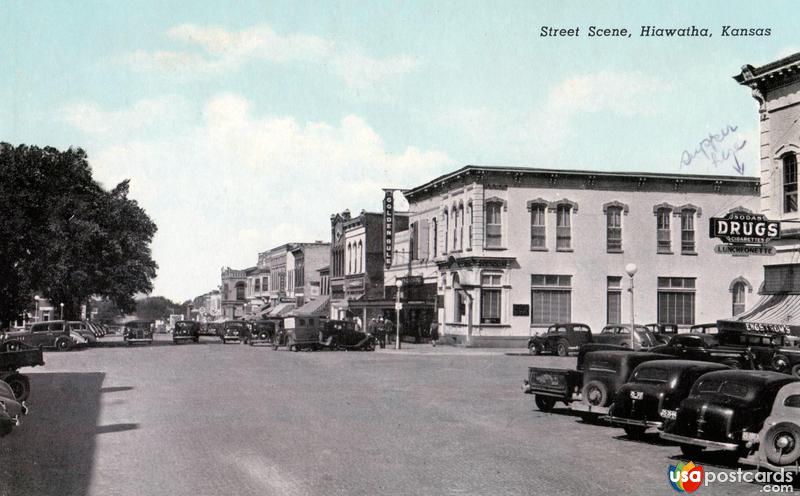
[709,212,780,245]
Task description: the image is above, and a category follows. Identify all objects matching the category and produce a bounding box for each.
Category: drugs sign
[709,212,779,245]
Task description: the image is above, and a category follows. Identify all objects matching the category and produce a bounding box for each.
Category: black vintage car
[219,321,246,344]
[173,321,200,344]
[0,339,44,402]
[523,350,672,416]
[605,360,730,439]
[243,320,278,347]
[690,323,719,334]
[719,330,800,377]
[319,320,375,351]
[595,325,659,350]
[123,320,154,346]
[650,333,754,369]
[661,370,799,460]
[528,323,592,356]
[644,323,679,345]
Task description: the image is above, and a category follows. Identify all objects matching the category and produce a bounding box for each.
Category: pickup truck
[523,349,672,417]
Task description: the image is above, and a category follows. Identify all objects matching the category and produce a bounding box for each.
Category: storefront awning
[267,302,296,317]
[290,295,330,317]
[718,293,800,335]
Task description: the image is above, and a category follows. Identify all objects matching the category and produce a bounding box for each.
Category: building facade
[220,267,247,319]
[290,243,331,306]
[388,165,763,346]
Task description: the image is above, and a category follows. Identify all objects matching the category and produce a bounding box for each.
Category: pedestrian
[354,316,363,332]
[376,316,386,348]
[429,321,439,347]
[383,318,395,347]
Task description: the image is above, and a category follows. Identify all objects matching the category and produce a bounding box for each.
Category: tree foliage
[135,296,186,321]
[0,143,158,325]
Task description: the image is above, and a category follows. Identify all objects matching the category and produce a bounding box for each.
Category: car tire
[791,364,800,379]
[763,422,800,466]
[534,395,556,412]
[4,373,30,402]
[55,337,71,352]
[624,425,646,440]
[529,343,541,356]
[680,444,704,459]
[582,380,610,408]
[556,340,569,357]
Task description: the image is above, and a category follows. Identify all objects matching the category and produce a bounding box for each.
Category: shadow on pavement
[0,372,136,496]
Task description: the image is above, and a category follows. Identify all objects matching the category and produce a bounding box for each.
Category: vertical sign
[383,189,394,268]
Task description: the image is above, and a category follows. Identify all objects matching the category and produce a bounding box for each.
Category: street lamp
[33,295,40,322]
[395,278,403,350]
[625,263,638,350]
[59,302,64,320]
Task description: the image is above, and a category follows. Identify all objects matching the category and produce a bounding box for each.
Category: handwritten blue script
[680,125,747,175]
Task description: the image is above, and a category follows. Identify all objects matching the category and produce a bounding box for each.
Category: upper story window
[254,279,261,292]
[458,204,464,251]
[556,205,571,251]
[681,210,696,254]
[530,204,546,249]
[443,210,449,254]
[431,218,438,257]
[357,241,363,273]
[485,200,503,248]
[236,283,246,301]
[467,203,473,250]
[656,208,672,253]
[452,206,459,251]
[732,281,746,315]
[606,207,622,252]
[347,243,352,274]
[784,153,798,213]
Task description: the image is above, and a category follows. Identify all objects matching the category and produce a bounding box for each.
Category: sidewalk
[375,342,525,356]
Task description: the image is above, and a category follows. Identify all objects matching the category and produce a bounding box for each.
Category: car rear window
[784,395,800,408]
[719,382,750,399]
[696,379,721,393]
[574,326,590,333]
[634,367,669,383]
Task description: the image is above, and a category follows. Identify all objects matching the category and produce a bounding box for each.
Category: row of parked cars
[523,325,800,471]
[209,318,377,351]
[0,320,114,352]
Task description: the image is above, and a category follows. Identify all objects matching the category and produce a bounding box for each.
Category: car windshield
[634,367,669,383]
[175,322,193,330]
[226,323,245,330]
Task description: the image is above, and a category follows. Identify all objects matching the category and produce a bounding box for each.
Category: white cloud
[62,94,452,300]
[124,24,418,92]
[57,96,187,136]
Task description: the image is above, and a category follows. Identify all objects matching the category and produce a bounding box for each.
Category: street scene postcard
[3,1,800,495]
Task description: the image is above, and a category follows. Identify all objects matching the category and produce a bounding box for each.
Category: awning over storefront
[718,293,800,335]
[266,302,295,318]
[290,295,330,317]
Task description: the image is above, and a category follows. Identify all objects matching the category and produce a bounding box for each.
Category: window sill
[484,246,508,251]
[530,247,549,252]
[477,323,511,327]
[556,248,574,253]
[681,251,698,256]
[657,251,674,255]
[606,249,624,254]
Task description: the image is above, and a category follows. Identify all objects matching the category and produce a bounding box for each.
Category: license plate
[660,409,677,420]
[629,391,644,400]
[742,431,758,442]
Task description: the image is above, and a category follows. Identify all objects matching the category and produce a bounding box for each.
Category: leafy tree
[135,296,186,321]
[0,143,158,325]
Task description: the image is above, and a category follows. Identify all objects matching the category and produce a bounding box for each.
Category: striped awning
[266,302,295,317]
[290,295,330,317]
[719,293,800,334]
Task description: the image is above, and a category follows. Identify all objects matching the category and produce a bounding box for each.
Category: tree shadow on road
[0,372,138,496]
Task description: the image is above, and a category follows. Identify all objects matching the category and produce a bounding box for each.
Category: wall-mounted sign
[512,304,530,317]
[383,190,394,269]
[714,244,776,256]
[709,212,780,245]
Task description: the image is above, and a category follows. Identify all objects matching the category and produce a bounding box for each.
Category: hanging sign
[383,190,394,269]
[709,212,780,245]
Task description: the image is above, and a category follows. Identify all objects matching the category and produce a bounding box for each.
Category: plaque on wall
[512,304,529,316]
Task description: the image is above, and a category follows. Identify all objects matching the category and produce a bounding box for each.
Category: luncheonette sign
[713,244,776,256]
[709,212,780,245]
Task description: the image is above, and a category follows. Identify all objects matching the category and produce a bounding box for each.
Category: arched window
[485,201,503,247]
[556,205,572,250]
[732,282,746,316]
[347,243,352,274]
[458,204,465,251]
[254,278,261,292]
[358,241,363,273]
[452,206,459,251]
[681,209,696,254]
[443,211,449,254]
[784,153,798,213]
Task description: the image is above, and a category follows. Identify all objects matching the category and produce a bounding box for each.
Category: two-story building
[386,165,763,346]
[220,267,247,319]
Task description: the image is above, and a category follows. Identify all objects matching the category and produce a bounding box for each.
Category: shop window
[732,281,745,316]
[681,210,696,254]
[657,277,695,325]
[485,201,503,247]
[453,273,465,323]
[480,273,502,324]
[530,204,546,249]
[656,208,672,253]
[784,153,798,213]
[556,205,571,250]
[607,277,622,324]
[606,207,622,252]
[530,274,572,325]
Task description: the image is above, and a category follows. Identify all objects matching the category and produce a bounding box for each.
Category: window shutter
[418,219,429,260]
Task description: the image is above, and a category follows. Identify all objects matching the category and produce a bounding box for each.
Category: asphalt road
[0,336,786,496]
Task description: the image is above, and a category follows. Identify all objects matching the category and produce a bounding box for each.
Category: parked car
[661,370,798,460]
[595,324,658,349]
[604,360,730,439]
[740,381,800,469]
[0,378,28,437]
[241,320,278,346]
[0,339,44,402]
[719,330,800,378]
[528,323,592,356]
[173,321,200,344]
[272,317,319,351]
[219,321,246,344]
[690,323,719,334]
[522,350,672,417]
[68,321,98,346]
[318,320,375,351]
[644,323,679,345]
[650,333,755,369]
[123,320,154,346]
[2,320,74,351]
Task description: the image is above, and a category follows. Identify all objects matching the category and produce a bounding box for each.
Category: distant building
[290,242,330,306]
[220,267,247,319]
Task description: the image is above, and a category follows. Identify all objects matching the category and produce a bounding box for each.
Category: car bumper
[250,339,271,345]
[603,415,662,430]
[660,432,740,451]
[173,335,196,341]
[125,338,153,343]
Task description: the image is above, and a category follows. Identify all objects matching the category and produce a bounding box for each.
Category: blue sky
[1,1,796,300]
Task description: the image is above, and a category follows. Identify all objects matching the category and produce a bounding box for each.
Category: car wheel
[4,374,30,402]
[791,364,800,379]
[680,444,704,459]
[55,337,71,351]
[556,340,569,357]
[582,380,610,408]
[534,395,556,412]
[529,343,541,356]
[624,425,646,440]
[4,341,19,352]
[763,422,800,466]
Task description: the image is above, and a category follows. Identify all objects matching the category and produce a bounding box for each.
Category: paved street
[0,336,779,496]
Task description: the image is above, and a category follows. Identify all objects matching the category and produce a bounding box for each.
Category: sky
[1,0,797,301]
